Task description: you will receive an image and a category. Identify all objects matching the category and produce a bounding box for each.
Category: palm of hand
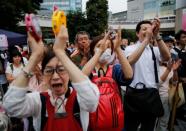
[113,30,122,50]
[54,26,69,51]
[152,19,160,37]
[113,40,119,50]
[98,40,108,53]
[28,33,44,56]
[172,60,181,70]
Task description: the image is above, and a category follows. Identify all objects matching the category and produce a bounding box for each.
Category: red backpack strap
[40,92,48,131]
[92,65,113,78]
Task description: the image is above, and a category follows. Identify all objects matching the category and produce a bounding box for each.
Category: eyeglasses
[44,66,67,76]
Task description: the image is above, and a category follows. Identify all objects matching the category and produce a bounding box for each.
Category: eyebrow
[45,66,54,68]
[45,65,64,68]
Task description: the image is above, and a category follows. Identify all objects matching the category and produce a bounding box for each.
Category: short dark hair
[41,49,55,73]
[89,35,104,56]
[136,20,152,33]
[175,30,186,40]
[75,31,90,43]
[41,49,70,73]
[9,47,23,63]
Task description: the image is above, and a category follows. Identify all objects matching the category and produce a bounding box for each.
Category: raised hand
[167,60,174,71]
[152,17,160,37]
[82,45,90,57]
[53,25,69,54]
[97,32,110,53]
[112,27,122,50]
[144,26,153,43]
[27,32,44,62]
[172,59,181,71]
[92,32,110,55]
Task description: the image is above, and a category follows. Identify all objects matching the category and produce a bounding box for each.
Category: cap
[163,36,174,43]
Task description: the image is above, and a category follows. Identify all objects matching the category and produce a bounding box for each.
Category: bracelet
[22,69,33,78]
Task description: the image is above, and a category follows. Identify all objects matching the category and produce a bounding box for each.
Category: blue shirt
[112,64,132,86]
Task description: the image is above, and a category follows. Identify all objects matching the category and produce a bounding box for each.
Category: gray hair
[0,112,10,131]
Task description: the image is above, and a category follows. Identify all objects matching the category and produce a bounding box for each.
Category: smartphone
[25,14,42,41]
[52,10,67,36]
[108,27,116,40]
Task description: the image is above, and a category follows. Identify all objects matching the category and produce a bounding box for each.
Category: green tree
[0,0,42,30]
[67,11,87,43]
[86,0,108,37]
[122,29,137,43]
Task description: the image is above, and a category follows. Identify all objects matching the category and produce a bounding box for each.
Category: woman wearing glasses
[3,26,99,131]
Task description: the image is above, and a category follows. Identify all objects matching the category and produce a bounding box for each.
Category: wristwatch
[22,69,33,78]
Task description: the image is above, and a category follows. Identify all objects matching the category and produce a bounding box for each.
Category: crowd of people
[0,18,186,131]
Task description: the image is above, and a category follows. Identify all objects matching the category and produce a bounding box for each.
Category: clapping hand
[112,27,122,50]
[172,59,181,71]
[53,25,69,54]
[144,26,153,43]
[152,17,160,37]
[96,32,110,53]
[27,32,44,62]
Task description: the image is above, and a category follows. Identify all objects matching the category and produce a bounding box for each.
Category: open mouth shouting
[51,83,66,95]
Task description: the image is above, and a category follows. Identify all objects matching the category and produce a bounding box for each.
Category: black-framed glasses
[43,66,67,76]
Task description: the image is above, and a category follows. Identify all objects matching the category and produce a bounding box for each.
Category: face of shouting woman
[43,57,69,97]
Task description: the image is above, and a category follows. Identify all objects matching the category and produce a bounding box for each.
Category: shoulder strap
[22,62,25,67]
[173,47,180,53]
[105,65,113,77]
[73,97,81,127]
[10,63,13,73]
[97,65,112,77]
[0,60,4,74]
[40,93,47,131]
[150,46,159,83]
[98,68,106,77]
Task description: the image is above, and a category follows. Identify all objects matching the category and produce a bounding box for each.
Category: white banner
[0,35,8,48]
[176,0,186,9]
[182,8,186,31]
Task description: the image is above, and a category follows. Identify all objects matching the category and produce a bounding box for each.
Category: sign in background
[176,0,186,9]
[182,9,186,31]
[0,35,8,48]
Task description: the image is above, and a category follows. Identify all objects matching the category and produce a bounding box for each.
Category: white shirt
[5,64,24,78]
[159,66,173,98]
[3,78,99,131]
[124,41,161,89]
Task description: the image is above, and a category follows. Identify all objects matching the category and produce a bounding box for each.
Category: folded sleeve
[3,86,41,118]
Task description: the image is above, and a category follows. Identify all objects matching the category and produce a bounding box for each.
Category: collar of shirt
[47,87,72,107]
[136,40,151,50]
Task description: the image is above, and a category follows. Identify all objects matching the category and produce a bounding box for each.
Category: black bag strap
[98,68,106,77]
[150,46,159,83]
[40,94,47,131]
[10,63,14,73]
[173,47,180,54]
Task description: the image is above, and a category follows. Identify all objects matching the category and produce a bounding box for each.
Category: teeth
[52,84,63,88]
